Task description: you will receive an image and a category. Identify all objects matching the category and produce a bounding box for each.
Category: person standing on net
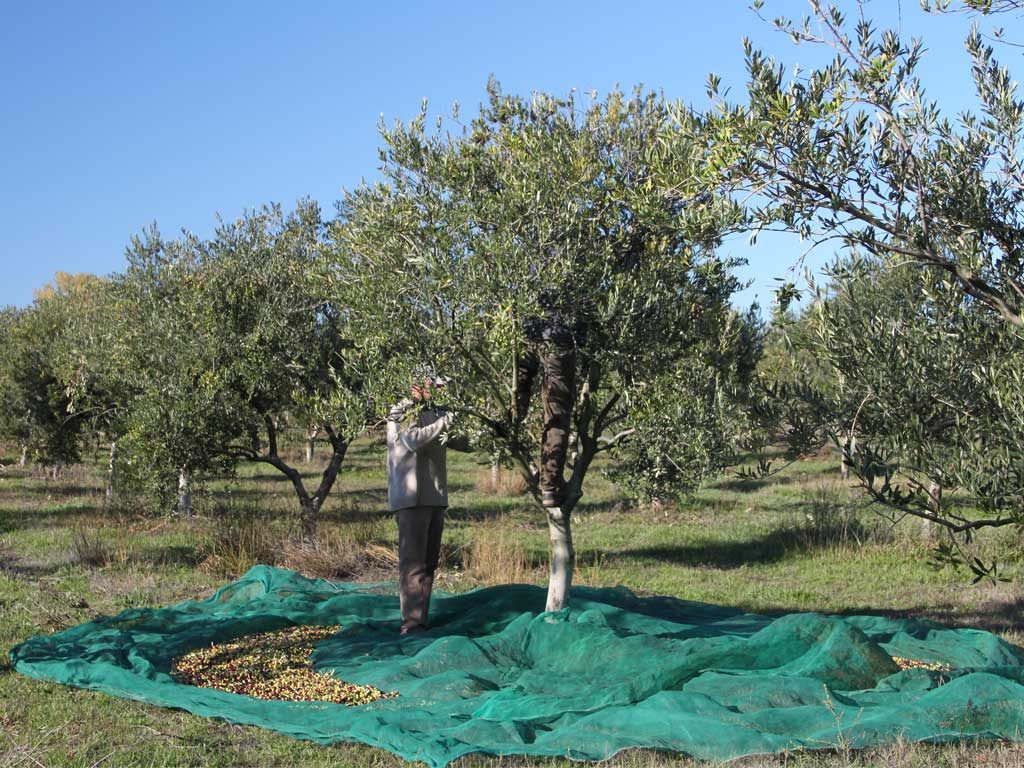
[386,377,469,635]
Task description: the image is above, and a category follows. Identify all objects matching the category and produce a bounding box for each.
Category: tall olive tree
[338,82,754,609]
[690,1,1024,577]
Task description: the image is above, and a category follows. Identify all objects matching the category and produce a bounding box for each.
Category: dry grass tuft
[200,507,282,576]
[797,482,893,549]
[280,523,397,580]
[463,521,534,584]
[473,465,529,496]
[69,523,129,568]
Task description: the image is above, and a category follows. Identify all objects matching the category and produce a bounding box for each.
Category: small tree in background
[339,82,757,609]
[0,276,110,472]
[112,227,242,516]
[48,276,132,498]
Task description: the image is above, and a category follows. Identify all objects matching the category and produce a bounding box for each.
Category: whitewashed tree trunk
[18,445,27,468]
[105,442,117,500]
[545,507,575,611]
[840,431,856,480]
[491,460,500,493]
[305,426,319,464]
[177,467,192,517]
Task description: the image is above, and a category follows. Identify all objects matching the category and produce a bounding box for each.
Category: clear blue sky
[0,1,992,310]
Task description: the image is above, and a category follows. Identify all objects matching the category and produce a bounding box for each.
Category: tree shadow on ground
[574,498,638,516]
[0,485,101,499]
[129,544,206,569]
[0,551,71,580]
[446,502,534,522]
[606,521,877,569]
[0,504,103,535]
[844,599,1024,637]
[712,463,842,493]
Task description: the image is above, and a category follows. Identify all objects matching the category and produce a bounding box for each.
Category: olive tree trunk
[840,431,856,480]
[545,505,576,611]
[305,426,319,464]
[176,467,192,517]
[105,441,117,501]
[257,416,349,541]
[922,480,942,540]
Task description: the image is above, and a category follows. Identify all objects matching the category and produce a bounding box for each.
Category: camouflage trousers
[515,341,576,503]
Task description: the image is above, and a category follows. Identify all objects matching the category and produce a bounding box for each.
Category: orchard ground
[2,438,1024,768]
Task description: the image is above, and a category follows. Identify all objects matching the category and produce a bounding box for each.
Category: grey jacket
[386,405,456,512]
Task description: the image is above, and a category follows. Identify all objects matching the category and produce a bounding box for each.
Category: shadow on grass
[0,484,102,499]
[711,462,841,493]
[0,552,70,579]
[855,598,1024,637]
[608,520,879,570]
[446,503,534,522]
[0,503,103,535]
[130,544,207,569]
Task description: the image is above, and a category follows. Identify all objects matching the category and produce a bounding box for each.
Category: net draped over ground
[9,564,1024,766]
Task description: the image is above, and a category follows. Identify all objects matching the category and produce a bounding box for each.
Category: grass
[2,439,1024,767]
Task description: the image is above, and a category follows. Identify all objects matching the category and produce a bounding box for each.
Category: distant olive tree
[112,201,371,536]
[788,255,1023,579]
[0,276,110,472]
[112,228,242,516]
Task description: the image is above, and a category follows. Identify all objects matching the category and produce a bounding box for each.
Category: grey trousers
[396,505,446,633]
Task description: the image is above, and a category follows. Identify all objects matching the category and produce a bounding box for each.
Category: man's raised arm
[398,411,454,452]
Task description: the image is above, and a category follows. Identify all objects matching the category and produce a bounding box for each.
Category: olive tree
[689,1,1024,576]
[113,201,371,536]
[0,276,111,472]
[337,82,754,609]
[112,227,243,515]
[794,255,1022,577]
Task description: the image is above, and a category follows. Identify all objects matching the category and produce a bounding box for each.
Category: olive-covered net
[9,564,1024,766]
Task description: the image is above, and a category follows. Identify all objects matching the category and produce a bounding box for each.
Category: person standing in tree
[386,377,469,634]
[515,290,581,508]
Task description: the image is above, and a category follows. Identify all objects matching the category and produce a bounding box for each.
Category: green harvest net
[9,564,1024,765]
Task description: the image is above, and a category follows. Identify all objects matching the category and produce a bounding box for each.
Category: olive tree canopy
[337,82,758,609]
